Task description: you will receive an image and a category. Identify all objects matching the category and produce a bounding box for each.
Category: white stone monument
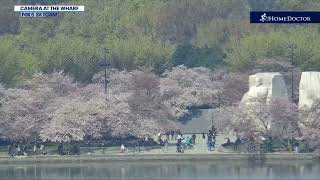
[240,72,288,106]
[239,73,288,131]
[298,71,320,110]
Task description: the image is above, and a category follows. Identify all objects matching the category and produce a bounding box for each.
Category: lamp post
[99,48,111,93]
[211,94,221,128]
[288,43,297,103]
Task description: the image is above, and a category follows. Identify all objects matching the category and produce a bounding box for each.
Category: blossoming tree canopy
[160,66,223,118]
[0,72,77,141]
[0,67,223,142]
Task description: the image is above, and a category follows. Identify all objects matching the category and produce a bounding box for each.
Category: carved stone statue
[298,71,320,110]
[240,73,288,106]
[238,73,288,131]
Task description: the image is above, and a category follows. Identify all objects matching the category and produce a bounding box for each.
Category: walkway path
[0,133,236,157]
[87,132,237,155]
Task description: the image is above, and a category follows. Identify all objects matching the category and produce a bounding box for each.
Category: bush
[173,44,225,69]
[37,36,102,82]
[0,37,38,86]
[109,35,175,73]
[226,27,320,72]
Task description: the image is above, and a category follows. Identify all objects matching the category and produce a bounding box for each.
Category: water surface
[0,160,320,180]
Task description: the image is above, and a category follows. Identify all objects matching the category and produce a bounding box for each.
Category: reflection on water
[0,160,320,180]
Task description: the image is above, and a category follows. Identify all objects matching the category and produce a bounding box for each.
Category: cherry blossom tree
[0,66,227,142]
[41,70,178,141]
[299,99,320,151]
[220,72,248,106]
[269,98,300,141]
[0,72,77,141]
[159,65,223,118]
[0,84,12,139]
[225,97,300,152]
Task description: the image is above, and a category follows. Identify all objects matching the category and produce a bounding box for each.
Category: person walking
[163,139,168,152]
[208,129,213,139]
[207,133,212,152]
[11,144,16,157]
[120,144,126,153]
[72,144,80,155]
[192,134,196,145]
[33,142,37,155]
[293,138,299,154]
[8,144,12,157]
[207,137,212,152]
[234,137,241,152]
[176,134,184,153]
[202,132,206,151]
[165,132,170,142]
[16,145,21,156]
[175,130,182,140]
[212,135,216,150]
[157,132,162,144]
[58,142,64,155]
[177,133,183,142]
[40,143,45,155]
[132,141,141,155]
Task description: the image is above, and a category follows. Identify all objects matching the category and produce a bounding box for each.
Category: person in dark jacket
[202,132,206,149]
[8,144,12,156]
[165,132,170,142]
[207,133,213,151]
[212,135,216,149]
[58,142,64,155]
[192,134,196,145]
[234,137,241,151]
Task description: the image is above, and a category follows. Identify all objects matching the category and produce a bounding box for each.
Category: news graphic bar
[14,5,84,17]
[250,11,320,23]
[14,5,84,12]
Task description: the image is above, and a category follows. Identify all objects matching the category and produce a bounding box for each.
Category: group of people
[57,142,80,155]
[205,125,217,151]
[126,126,301,154]
[157,128,222,153]
[8,142,45,157]
[7,141,83,157]
[176,132,197,153]
[156,130,191,153]
[158,131,177,152]
[8,144,27,157]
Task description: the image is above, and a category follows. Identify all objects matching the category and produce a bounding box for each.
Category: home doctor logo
[251,12,320,23]
[260,13,268,22]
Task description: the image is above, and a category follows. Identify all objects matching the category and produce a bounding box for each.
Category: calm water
[0,160,320,180]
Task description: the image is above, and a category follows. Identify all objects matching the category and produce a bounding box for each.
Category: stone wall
[298,72,320,110]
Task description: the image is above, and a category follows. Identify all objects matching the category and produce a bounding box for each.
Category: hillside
[1,0,320,86]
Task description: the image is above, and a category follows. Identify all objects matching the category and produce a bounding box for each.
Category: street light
[211,94,221,129]
[288,43,297,103]
[98,48,111,93]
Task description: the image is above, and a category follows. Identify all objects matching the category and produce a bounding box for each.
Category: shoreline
[0,153,316,164]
